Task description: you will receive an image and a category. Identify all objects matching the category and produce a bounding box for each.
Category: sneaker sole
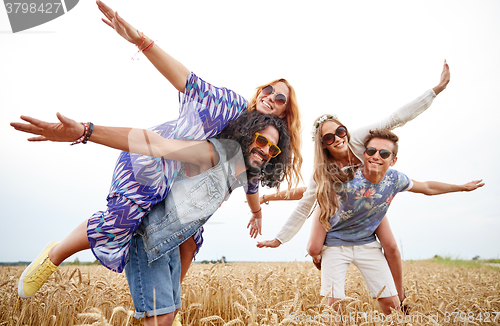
[18,241,58,298]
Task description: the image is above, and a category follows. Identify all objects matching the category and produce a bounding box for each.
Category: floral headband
[311,114,338,140]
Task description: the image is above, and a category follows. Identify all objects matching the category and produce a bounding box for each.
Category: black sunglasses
[365,147,394,159]
[261,85,287,106]
[322,126,348,145]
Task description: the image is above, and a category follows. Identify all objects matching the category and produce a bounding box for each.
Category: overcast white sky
[1,0,499,264]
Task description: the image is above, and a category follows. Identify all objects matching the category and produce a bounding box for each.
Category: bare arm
[260,187,307,204]
[97,1,190,92]
[11,113,214,167]
[255,187,309,247]
[409,179,484,195]
[246,187,307,239]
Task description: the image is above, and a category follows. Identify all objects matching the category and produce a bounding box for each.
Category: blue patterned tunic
[87,72,249,272]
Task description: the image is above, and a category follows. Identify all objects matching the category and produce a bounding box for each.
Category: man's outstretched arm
[409,179,484,195]
[11,113,215,168]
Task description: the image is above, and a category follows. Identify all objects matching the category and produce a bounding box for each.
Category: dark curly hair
[219,110,291,190]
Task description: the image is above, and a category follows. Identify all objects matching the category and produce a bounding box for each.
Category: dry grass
[1,261,499,325]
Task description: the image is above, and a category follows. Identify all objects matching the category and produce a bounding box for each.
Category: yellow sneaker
[18,241,60,298]
[173,313,182,326]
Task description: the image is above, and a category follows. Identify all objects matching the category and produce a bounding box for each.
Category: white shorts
[320,241,398,299]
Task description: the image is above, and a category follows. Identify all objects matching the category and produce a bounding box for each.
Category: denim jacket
[135,139,244,264]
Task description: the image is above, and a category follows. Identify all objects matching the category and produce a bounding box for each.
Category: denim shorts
[125,233,182,319]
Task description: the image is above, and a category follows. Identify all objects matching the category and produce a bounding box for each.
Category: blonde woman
[312,128,481,314]
[258,61,451,306]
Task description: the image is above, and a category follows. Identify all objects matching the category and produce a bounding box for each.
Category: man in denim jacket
[12,110,291,326]
[123,111,291,326]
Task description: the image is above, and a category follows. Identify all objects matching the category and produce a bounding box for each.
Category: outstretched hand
[256,239,281,248]
[247,216,262,238]
[10,113,83,143]
[463,179,485,191]
[433,59,450,95]
[96,0,142,46]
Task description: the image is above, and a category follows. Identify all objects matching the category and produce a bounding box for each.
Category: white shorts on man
[320,241,397,299]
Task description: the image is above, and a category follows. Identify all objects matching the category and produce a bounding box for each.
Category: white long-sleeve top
[275,88,437,244]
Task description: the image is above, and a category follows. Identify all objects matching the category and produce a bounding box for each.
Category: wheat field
[1,261,499,326]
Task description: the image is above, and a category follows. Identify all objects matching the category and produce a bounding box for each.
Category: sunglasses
[253,133,281,158]
[365,147,394,159]
[321,126,348,145]
[261,85,287,106]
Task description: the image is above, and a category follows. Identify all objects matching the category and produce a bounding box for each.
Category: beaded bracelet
[71,122,93,145]
[71,122,88,145]
[82,122,94,144]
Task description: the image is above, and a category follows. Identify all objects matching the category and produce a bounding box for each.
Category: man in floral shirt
[317,129,484,314]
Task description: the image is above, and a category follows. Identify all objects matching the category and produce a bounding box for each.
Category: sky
[1,0,499,264]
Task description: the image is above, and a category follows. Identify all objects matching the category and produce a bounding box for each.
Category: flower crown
[311,114,338,140]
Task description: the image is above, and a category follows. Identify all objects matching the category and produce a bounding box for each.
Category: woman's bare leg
[375,216,405,302]
[49,219,90,265]
[179,236,196,282]
[307,207,326,264]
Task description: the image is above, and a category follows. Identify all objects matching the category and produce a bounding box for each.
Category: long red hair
[247,78,303,190]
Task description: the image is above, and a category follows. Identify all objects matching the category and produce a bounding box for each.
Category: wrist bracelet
[263,195,269,205]
[143,40,155,52]
[71,122,93,146]
[71,122,88,145]
[132,30,146,60]
[252,207,261,215]
[252,207,262,219]
[137,30,145,50]
[82,122,94,144]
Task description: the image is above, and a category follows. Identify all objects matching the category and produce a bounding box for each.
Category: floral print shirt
[324,168,412,247]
